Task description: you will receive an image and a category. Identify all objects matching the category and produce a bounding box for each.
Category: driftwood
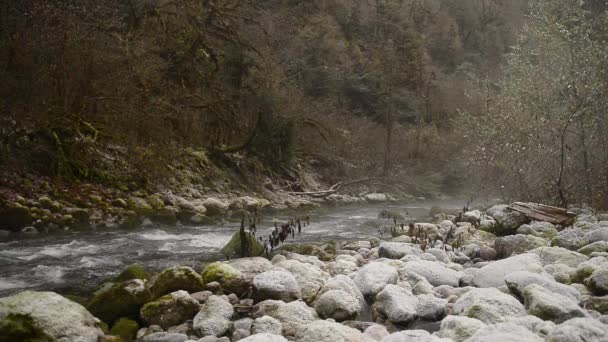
[508,202,575,226]
[288,178,395,198]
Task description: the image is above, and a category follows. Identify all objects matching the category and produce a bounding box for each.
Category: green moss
[148,266,204,300]
[0,313,51,342]
[110,318,139,342]
[221,232,265,258]
[87,280,151,325]
[280,243,335,261]
[201,262,248,295]
[115,265,150,282]
[571,266,595,284]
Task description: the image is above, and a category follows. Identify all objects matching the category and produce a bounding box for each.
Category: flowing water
[0,202,456,298]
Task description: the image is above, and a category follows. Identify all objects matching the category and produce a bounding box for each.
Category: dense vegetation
[1,0,606,207]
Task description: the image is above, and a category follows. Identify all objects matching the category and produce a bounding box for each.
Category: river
[0,202,451,298]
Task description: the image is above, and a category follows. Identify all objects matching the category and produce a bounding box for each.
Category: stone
[351,262,398,302]
[88,279,150,324]
[317,275,365,306]
[505,271,580,301]
[436,315,486,342]
[585,268,608,295]
[193,295,234,337]
[221,232,265,259]
[582,295,608,314]
[552,227,587,251]
[494,234,548,258]
[546,317,608,342]
[571,256,608,283]
[517,221,559,239]
[327,259,358,277]
[141,332,189,342]
[465,322,543,342]
[578,241,608,256]
[252,271,301,303]
[251,316,282,335]
[364,193,388,203]
[472,253,546,288]
[166,322,192,335]
[343,241,372,251]
[373,284,418,324]
[232,328,250,341]
[201,262,249,296]
[452,288,525,324]
[416,294,448,321]
[507,315,555,337]
[544,264,575,284]
[378,242,422,259]
[127,196,154,216]
[251,300,318,337]
[275,259,329,304]
[191,291,212,303]
[383,330,447,342]
[314,290,360,321]
[585,228,608,244]
[110,317,139,342]
[115,264,150,282]
[202,198,229,217]
[529,246,589,267]
[21,226,38,236]
[147,266,205,300]
[484,204,528,235]
[399,260,463,287]
[294,320,363,342]
[238,334,288,342]
[362,324,389,341]
[140,290,200,329]
[523,284,588,323]
[0,291,105,342]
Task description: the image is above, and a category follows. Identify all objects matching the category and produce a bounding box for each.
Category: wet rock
[517,221,558,239]
[275,259,329,304]
[505,271,580,301]
[523,284,588,323]
[193,295,234,337]
[314,290,360,321]
[472,253,546,288]
[148,266,205,300]
[364,193,388,203]
[545,317,608,342]
[0,291,105,342]
[21,226,38,236]
[252,271,301,303]
[251,300,318,336]
[373,284,418,324]
[140,290,200,329]
[452,288,525,324]
[352,262,399,302]
[400,260,463,287]
[494,234,548,258]
[251,316,282,335]
[0,204,33,231]
[436,315,486,342]
[465,322,543,342]
[88,279,151,324]
[294,320,363,342]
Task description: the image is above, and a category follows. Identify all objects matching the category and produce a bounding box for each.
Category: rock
[582,295,608,314]
[202,198,228,216]
[0,291,105,342]
[383,330,446,342]
[362,325,389,341]
[578,241,608,256]
[378,242,422,259]
[228,257,274,280]
[294,320,363,342]
[112,198,128,208]
[523,284,588,323]
[571,256,608,283]
[193,295,234,337]
[373,284,418,324]
[147,266,205,299]
[452,288,526,324]
[221,232,265,258]
[461,210,482,223]
[416,294,447,321]
[585,268,608,295]
[327,259,358,276]
[314,290,360,321]
[232,328,250,341]
[507,315,555,337]
[505,271,580,301]
[494,234,548,258]
[201,262,249,296]
[115,264,150,282]
[110,317,139,342]
[88,279,151,324]
[140,290,200,329]
[484,204,528,235]
[141,332,189,342]
[233,317,254,332]
[252,300,318,336]
[517,221,559,239]
[529,246,588,267]
[400,260,463,287]
[252,271,301,303]
[585,228,608,244]
[546,317,608,342]
[239,333,288,342]
[127,196,154,216]
[436,315,486,342]
[318,275,365,306]
[364,193,388,203]
[0,204,33,231]
[251,316,282,335]
[21,226,38,236]
[275,259,329,304]
[351,262,398,302]
[544,263,575,284]
[552,227,587,250]
[166,322,192,335]
[472,253,546,288]
[343,241,372,251]
[465,322,543,342]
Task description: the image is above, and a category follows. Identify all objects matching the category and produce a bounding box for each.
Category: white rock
[314,290,361,321]
[378,242,423,259]
[373,284,418,324]
[436,315,486,342]
[546,317,608,342]
[252,300,318,336]
[504,271,580,301]
[465,322,543,342]
[452,288,525,324]
[239,333,288,342]
[416,294,448,321]
[523,284,588,323]
[193,295,234,337]
[400,260,463,287]
[252,316,282,335]
[275,259,329,304]
[352,262,398,301]
[252,271,301,303]
[294,320,363,342]
[472,253,546,288]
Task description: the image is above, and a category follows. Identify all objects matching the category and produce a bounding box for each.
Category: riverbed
[0,203,448,297]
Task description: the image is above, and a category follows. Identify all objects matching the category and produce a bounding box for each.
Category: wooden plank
[508,202,575,226]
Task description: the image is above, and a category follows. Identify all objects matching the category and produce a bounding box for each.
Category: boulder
[202,198,229,216]
[193,295,234,337]
[378,242,422,259]
[399,260,463,287]
[484,205,528,235]
[571,256,608,283]
[351,262,398,302]
[452,288,526,324]
[252,271,301,303]
[239,334,288,342]
[552,227,587,251]
[252,300,318,336]
[327,259,358,277]
[582,296,608,314]
[504,271,580,302]
[364,193,388,203]
[115,264,150,282]
[275,259,329,304]
[507,315,555,337]
[127,196,154,216]
[88,279,151,324]
[523,284,588,323]
[585,268,608,295]
[416,294,447,321]
[465,322,543,342]
[221,232,265,258]
[584,228,608,244]
[0,291,105,342]
[251,316,282,335]
[517,221,559,239]
[147,266,204,300]
[373,284,418,324]
[472,253,546,288]
[314,290,360,321]
[317,275,365,306]
[383,330,447,342]
[140,290,200,329]
[436,315,486,342]
[294,320,363,342]
[201,262,249,296]
[140,332,189,342]
[110,317,139,342]
[578,241,608,256]
[343,241,372,251]
[494,235,548,258]
[545,317,608,342]
[529,246,588,267]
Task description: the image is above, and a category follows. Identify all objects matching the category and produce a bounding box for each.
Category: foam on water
[29,265,68,284]
[79,256,121,268]
[139,229,230,249]
[0,278,29,291]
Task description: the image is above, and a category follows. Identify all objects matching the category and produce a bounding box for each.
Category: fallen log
[288,178,396,198]
[508,202,575,226]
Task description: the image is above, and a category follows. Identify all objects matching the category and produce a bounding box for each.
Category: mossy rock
[126,197,153,216]
[110,318,139,342]
[279,243,334,261]
[221,232,265,258]
[140,291,199,329]
[147,266,205,300]
[87,279,151,325]
[0,204,33,231]
[201,262,249,295]
[0,313,51,342]
[146,195,165,211]
[63,294,89,307]
[119,211,139,230]
[152,207,178,225]
[115,265,150,283]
